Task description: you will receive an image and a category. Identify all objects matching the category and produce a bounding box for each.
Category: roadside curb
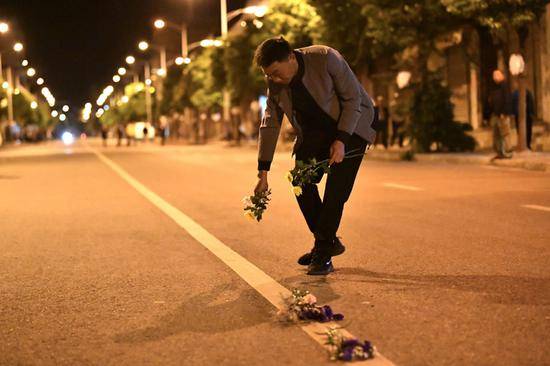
[366,149,550,172]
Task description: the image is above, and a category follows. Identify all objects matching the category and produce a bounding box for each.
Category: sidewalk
[366,147,550,172]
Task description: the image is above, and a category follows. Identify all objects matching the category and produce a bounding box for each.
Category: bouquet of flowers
[286,148,368,197]
[325,328,375,362]
[242,189,271,222]
[277,288,344,323]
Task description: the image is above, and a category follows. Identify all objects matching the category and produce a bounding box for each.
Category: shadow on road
[333,268,550,306]
[113,284,273,344]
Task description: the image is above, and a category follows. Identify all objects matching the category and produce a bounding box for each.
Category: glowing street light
[0,22,9,34]
[13,42,23,52]
[138,41,149,51]
[30,101,38,109]
[26,68,36,77]
[154,19,166,29]
[51,110,59,118]
[62,105,70,112]
[156,68,166,77]
[396,71,412,89]
[21,59,29,67]
[113,75,121,83]
[243,5,268,17]
[2,81,8,89]
[509,54,525,76]
[118,67,127,76]
[36,78,44,85]
[59,113,67,121]
[125,55,135,65]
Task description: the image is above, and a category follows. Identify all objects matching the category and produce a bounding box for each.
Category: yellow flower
[285,171,294,182]
[292,186,303,197]
[244,210,256,221]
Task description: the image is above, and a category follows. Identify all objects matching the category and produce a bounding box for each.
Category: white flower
[302,293,317,305]
[292,186,303,197]
[285,171,294,182]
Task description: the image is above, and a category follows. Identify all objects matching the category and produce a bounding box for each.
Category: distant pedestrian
[488,70,513,159]
[374,96,389,149]
[116,124,124,147]
[159,115,168,146]
[101,125,108,147]
[511,81,535,150]
[390,98,406,148]
[125,123,135,146]
[142,126,148,143]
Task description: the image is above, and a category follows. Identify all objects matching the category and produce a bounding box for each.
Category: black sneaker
[297,237,346,266]
[307,254,334,276]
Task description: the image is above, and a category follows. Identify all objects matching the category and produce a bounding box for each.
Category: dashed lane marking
[383,182,423,191]
[522,204,550,212]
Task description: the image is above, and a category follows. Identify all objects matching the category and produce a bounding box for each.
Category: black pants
[295,132,368,253]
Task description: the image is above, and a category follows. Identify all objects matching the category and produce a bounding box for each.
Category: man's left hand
[329,140,345,165]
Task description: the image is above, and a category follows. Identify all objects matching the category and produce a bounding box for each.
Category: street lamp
[220,3,268,142]
[30,101,38,109]
[509,53,527,152]
[138,41,149,51]
[153,17,188,58]
[396,71,412,89]
[21,59,29,67]
[51,110,58,118]
[174,56,191,66]
[36,77,44,85]
[26,67,36,77]
[62,105,69,112]
[13,42,23,52]
[113,75,121,83]
[126,55,135,65]
[154,19,166,29]
[138,41,166,77]
[118,67,127,76]
[0,22,8,34]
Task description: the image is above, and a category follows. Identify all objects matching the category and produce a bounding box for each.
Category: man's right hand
[254,171,269,195]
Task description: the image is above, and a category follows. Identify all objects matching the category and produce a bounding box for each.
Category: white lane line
[522,204,550,212]
[90,147,395,366]
[383,182,423,191]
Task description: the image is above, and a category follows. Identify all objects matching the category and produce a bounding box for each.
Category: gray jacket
[258,45,376,169]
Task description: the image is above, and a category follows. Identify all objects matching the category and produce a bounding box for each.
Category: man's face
[262,53,296,85]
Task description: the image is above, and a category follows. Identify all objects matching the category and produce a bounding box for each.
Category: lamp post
[138,41,166,76]
[153,18,188,58]
[4,41,24,125]
[219,3,268,141]
[509,53,527,152]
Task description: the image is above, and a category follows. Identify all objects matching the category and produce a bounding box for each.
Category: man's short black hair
[254,36,292,68]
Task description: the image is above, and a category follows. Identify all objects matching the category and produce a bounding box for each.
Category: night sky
[0,0,247,108]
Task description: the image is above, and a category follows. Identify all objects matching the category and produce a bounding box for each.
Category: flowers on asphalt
[287,148,369,196]
[325,327,375,362]
[242,189,271,222]
[277,288,344,323]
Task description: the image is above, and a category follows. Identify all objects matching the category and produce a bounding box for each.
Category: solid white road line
[383,182,423,191]
[90,147,395,365]
[522,204,550,212]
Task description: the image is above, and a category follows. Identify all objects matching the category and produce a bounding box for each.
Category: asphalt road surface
[1,139,549,366]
